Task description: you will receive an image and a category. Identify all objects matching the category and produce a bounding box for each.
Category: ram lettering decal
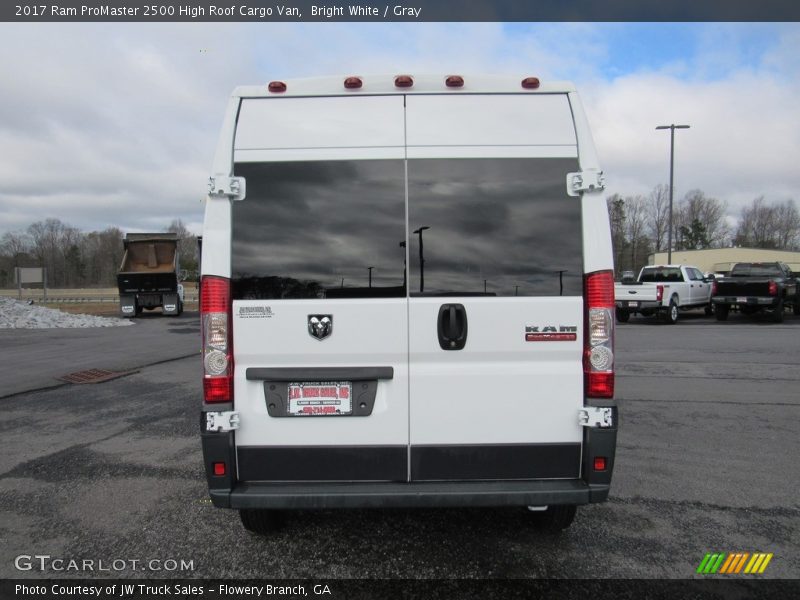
[525,325,578,342]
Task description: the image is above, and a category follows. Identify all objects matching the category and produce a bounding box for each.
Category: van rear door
[405,95,585,481]
[229,96,410,483]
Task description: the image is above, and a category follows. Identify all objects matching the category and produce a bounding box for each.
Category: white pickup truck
[614,265,715,324]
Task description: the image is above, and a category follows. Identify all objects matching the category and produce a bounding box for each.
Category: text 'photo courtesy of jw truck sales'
[199,74,617,535]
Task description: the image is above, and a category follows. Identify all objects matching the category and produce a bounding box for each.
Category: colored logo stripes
[697,552,773,574]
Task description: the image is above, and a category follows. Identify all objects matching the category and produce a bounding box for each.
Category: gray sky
[1,22,798,236]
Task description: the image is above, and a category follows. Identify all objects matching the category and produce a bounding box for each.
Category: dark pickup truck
[712,262,799,323]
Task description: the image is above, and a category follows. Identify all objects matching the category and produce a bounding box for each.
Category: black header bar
[4,0,800,23]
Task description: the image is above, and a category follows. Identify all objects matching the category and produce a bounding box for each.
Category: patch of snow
[0,297,134,329]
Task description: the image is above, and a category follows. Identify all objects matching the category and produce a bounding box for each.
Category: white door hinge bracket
[579,407,613,428]
[208,176,246,201]
[206,411,240,432]
[567,169,605,196]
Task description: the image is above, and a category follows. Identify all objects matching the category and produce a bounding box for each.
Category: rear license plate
[737,297,747,303]
[627,301,639,307]
[287,382,352,416]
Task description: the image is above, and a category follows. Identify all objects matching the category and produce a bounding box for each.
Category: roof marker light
[445,75,464,88]
[344,76,363,89]
[394,75,414,88]
[268,81,287,93]
[521,77,541,89]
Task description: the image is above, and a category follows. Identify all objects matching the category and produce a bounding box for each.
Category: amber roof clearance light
[394,75,414,88]
[344,76,363,89]
[521,77,540,89]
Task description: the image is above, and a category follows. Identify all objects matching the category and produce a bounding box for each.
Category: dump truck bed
[117,234,179,294]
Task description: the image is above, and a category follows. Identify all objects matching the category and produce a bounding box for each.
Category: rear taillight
[656,284,664,302]
[711,281,718,296]
[584,270,615,398]
[768,280,778,296]
[201,275,232,403]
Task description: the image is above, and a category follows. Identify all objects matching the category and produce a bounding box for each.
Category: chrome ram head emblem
[308,315,333,341]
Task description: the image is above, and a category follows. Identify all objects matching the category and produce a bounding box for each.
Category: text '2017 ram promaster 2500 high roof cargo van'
[200,75,617,534]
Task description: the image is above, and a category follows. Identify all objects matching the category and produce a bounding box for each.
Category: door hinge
[579,407,613,428]
[208,176,246,201]
[566,169,605,196]
[206,411,240,432]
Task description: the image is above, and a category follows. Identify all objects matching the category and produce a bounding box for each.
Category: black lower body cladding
[200,407,617,509]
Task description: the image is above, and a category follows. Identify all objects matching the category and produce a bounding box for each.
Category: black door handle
[437,303,468,350]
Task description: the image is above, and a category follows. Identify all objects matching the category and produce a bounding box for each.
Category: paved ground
[0,312,199,397]
[0,309,798,581]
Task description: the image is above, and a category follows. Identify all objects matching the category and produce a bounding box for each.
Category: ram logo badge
[308,315,333,341]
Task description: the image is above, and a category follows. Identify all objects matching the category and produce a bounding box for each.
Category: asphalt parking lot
[0,309,798,581]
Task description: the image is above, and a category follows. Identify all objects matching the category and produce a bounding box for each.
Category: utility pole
[656,124,690,264]
[413,226,430,293]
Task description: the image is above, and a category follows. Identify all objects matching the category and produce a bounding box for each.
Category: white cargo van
[200,74,617,534]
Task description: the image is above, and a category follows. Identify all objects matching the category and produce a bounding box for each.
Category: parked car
[712,262,798,323]
[614,265,714,324]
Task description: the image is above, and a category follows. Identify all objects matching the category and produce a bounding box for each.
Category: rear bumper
[210,479,609,509]
[615,299,661,310]
[201,407,617,510]
[712,296,777,307]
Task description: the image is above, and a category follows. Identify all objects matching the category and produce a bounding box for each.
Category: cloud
[0,22,797,238]
[584,62,800,213]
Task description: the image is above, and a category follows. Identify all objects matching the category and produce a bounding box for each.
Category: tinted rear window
[639,267,684,282]
[231,161,406,300]
[231,158,583,300]
[407,158,582,297]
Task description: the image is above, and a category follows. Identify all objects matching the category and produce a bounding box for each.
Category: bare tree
[625,195,650,270]
[27,218,64,287]
[81,227,124,286]
[646,184,670,252]
[736,197,800,249]
[774,199,800,250]
[0,231,32,268]
[674,190,729,249]
[607,194,627,276]
[166,219,199,277]
[26,218,87,287]
[736,197,772,248]
[0,231,33,287]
